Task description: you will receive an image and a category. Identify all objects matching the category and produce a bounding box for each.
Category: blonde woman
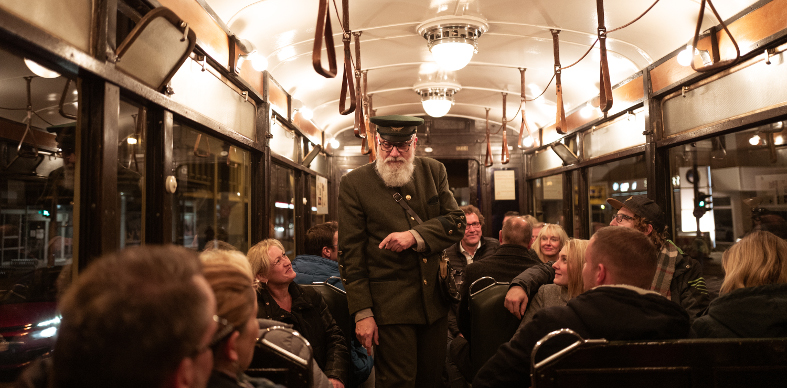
[200,250,282,388]
[520,239,589,328]
[248,239,349,388]
[532,224,569,263]
[693,231,787,338]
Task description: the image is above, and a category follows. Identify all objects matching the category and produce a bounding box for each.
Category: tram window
[117,99,145,248]
[587,155,647,236]
[171,123,250,252]
[0,49,78,372]
[271,163,296,256]
[668,125,787,260]
[533,175,564,226]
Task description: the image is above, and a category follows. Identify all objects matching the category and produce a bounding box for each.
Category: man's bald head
[500,216,532,248]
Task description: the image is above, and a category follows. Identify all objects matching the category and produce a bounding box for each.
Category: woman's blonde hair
[720,230,787,295]
[563,239,589,298]
[199,250,256,338]
[247,238,285,279]
[532,224,569,263]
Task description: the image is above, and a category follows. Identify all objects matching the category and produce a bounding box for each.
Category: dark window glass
[171,123,250,252]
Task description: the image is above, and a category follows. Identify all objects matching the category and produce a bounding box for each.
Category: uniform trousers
[374,315,448,388]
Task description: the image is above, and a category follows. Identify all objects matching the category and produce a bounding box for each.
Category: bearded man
[339,115,465,387]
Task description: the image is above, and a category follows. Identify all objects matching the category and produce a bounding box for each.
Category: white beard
[375,151,415,188]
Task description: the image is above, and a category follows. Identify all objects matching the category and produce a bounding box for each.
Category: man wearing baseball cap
[607,195,709,321]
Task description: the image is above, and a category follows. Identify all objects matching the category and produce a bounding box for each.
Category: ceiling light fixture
[235,38,268,72]
[24,58,60,78]
[414,80,461,118]
[416,15,488,71]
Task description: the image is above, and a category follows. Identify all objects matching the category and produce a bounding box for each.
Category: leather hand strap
[551,30,568,134]
[518,68,532,148]
[354,32,366,138]
[597,0,613,113]
[690,0,740,72]
[339,32,356,115]
[312,0,337,78]
[500,93,510,164]
[484,108,493,167]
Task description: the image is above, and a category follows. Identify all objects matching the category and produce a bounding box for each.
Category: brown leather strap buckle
[551,30,568,134]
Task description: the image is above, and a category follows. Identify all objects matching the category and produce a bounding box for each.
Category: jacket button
[422,258,427,263]
[406,195,412,200]
[339,264,343,268]
[423,279,427,285]
[343,278,347,282]
[411,216,415,221]
[457,223,462,228]
[449,230,453,235]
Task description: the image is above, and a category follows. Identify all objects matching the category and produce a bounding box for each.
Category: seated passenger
[291,222,374,387]
[292,221,343,289]
[474,227,691,388]
[693,231,787,338]
[447,216,541,384]
[52,245,217,388]
[519,239,589,328]
[505,196,709,323]
[532,223,568,263]
[199,249,283,388]
[248,239,349,388]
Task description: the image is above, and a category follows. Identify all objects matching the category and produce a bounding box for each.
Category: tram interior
[1,0,787,382]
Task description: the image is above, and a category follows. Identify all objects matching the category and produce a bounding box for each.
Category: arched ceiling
[204,0,760,140]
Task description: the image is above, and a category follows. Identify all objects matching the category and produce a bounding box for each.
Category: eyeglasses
[612,213,636,223]
[191,315,235,357]
[467,222,482,229]
[378,138,414,153]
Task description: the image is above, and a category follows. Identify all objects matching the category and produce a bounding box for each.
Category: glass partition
[0,49,78,371]
[668,123,787,260]
[532,174,564,225]
[587,155,647,237]
[117,99,145,248]
[171,122,251,252]
[270,163,296,255]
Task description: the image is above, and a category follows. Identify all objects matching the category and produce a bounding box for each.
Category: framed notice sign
[494,170,516,201]
[316,175,328,214]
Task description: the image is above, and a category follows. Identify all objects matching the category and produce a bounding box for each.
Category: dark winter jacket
[292,254,344,290]
[457,244,542,340]
[207,371,285,388]
[509,246,710,323]
[445,236,500,337]
[444,236,500,287]
[693,283,787,338]
[473,285,691,388]
[257,282,349,385]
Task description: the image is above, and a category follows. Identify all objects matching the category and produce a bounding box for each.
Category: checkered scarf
[650,240,680,297]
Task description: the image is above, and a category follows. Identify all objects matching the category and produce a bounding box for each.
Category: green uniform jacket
[338,157,465,325]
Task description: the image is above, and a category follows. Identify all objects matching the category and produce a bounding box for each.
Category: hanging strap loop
[552,30,568,134]
[518,68,532,148]
[501,93,510,164]
[484,108,493,167]
[597,0,613,114]
[339,31,357,115]
[312,0,337,78]
[690,0,740,72]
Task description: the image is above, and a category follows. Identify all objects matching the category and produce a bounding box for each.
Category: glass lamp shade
[24,59,60,78]
[422,98,453,117]
[430,41,475,71]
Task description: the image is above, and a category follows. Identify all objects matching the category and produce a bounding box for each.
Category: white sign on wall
[494,170,516,201]
[316,175,328,214]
